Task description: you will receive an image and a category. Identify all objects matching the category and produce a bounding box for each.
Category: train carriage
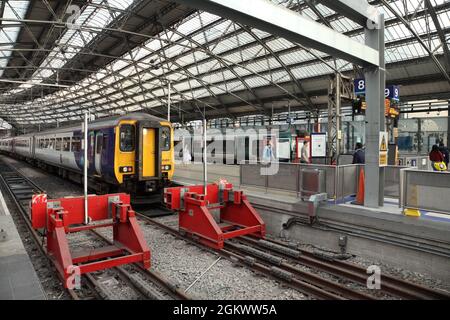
[0,113,174,201]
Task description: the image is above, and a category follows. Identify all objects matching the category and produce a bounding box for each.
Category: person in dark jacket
[439,141,449,169]
[352,142,365,164]
[429,144,445,171]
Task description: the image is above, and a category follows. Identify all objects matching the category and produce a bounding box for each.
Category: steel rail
[90,229,190,300]
[136,213,379,300]
[0,159,187,300]
[241,236,450,300]
[0,161,82,300]
[224,241,374,300]
[138,212,450,300]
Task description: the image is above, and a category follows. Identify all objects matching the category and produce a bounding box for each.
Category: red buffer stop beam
[164,183,266,250]
[30,193,150,288]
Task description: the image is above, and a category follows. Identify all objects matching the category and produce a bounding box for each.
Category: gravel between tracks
[2,155,449,299]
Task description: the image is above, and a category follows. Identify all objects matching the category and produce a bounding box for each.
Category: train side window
[72,137,81,152]
[55,138,62,151]
[90,134,95,157]
[161,127,171,151]
[63,137,70,152]
[49,139,55,150]
[120,125,135,152]
[103,135,108,150]
[96,135,103,154]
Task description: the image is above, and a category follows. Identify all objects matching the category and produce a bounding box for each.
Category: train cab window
[120,125,135,152]
[72,137,81,152]
[161,127,171,151]
[55,138,62,151]
[63,138,70,152]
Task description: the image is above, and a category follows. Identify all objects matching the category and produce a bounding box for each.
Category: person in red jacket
[429,144,445,171]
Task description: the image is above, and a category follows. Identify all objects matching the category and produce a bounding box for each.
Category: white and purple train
[0,113,174,200]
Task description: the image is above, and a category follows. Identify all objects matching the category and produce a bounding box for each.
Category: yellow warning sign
[380,153,387,165]
[379,131,388,167]
[380,135,387,151]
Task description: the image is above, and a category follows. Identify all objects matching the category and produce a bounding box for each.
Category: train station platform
[172,163,450,223]
[0,190,46,300]
[173,164,450,282]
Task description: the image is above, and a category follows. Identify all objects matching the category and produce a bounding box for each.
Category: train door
[137,123,159,180]
[94,131,103,175]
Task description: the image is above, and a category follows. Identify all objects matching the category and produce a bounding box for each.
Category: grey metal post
[364,15,385,208]
[168,81,171,122]
[84,111,89,225]
[447,100,450,146]
[203,118,207,195]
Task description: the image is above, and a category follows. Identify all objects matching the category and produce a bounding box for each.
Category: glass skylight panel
[0,0,30,78]
[2,0,449,125]
[437,11,450,28]
[11,0,136,93]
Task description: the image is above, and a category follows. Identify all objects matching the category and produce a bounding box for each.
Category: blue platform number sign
[354,79,400,101]
[385,85,400,101]
[354,79,366,95]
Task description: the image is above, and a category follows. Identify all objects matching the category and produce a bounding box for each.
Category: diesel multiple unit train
[0,113,174,202]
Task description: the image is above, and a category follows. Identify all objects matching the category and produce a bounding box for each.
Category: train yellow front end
[114,116,174,200]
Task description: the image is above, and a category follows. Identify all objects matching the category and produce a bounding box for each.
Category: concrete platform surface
[0,189,46,300]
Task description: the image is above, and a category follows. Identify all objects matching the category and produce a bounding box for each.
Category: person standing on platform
[352,142,365,164]
[262,140,275,164]
[182,144,191,166]
[429,144,446,171]
[438,141,449,170]
[300,140,310,164]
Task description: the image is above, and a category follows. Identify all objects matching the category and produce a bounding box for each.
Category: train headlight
[120,166,133,173]
[162,165,171,171]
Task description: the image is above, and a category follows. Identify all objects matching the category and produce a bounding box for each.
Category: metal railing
[385,165,408,198]
[239,162,362,201]
[400,168,450,215]
[239,162,410,202]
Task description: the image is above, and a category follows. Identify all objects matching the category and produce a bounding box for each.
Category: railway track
[137,213,450,300]
[2,156,448,300]
[235,236,450,300]
[0,160,189,300]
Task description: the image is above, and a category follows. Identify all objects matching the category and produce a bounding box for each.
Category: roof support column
[364,16,385,208]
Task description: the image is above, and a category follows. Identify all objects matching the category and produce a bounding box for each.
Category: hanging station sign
[354,79,400,101]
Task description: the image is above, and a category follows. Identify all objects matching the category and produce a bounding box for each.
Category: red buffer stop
[164,182,266,250]
[30,193,150,288]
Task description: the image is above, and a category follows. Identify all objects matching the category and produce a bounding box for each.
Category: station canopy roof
[0,0,449,130]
